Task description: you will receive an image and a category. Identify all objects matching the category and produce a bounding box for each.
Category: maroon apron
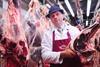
[50,31,82,67]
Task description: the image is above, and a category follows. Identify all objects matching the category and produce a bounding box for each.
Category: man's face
[50,11,64,28]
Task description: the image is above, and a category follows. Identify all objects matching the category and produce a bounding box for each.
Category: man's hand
[60,48,77,59]
[0,45,5,54]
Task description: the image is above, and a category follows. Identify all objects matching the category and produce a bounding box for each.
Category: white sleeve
[69,26,81,40]
[41,30,63,64]
[68,26,81,51]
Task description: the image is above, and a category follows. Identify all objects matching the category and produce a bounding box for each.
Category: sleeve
[69,26,81,51]
[41,30,63,64]
[69,26,81,40]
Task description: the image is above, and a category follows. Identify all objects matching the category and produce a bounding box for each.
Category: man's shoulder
[65,23,79,30]
[44,28,53,34]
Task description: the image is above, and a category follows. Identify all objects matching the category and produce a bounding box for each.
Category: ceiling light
[87,0,92,17]
[65,0,75,17]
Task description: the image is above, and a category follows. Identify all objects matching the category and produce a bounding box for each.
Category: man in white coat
[41,4,82,67]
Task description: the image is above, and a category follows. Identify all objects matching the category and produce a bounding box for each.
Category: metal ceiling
[45,0,99,15]
[1,0,100,26]
[2,0,99,17]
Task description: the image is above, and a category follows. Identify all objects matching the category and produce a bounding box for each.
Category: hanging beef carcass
[70,22,100,67]
[2,0,28,67]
